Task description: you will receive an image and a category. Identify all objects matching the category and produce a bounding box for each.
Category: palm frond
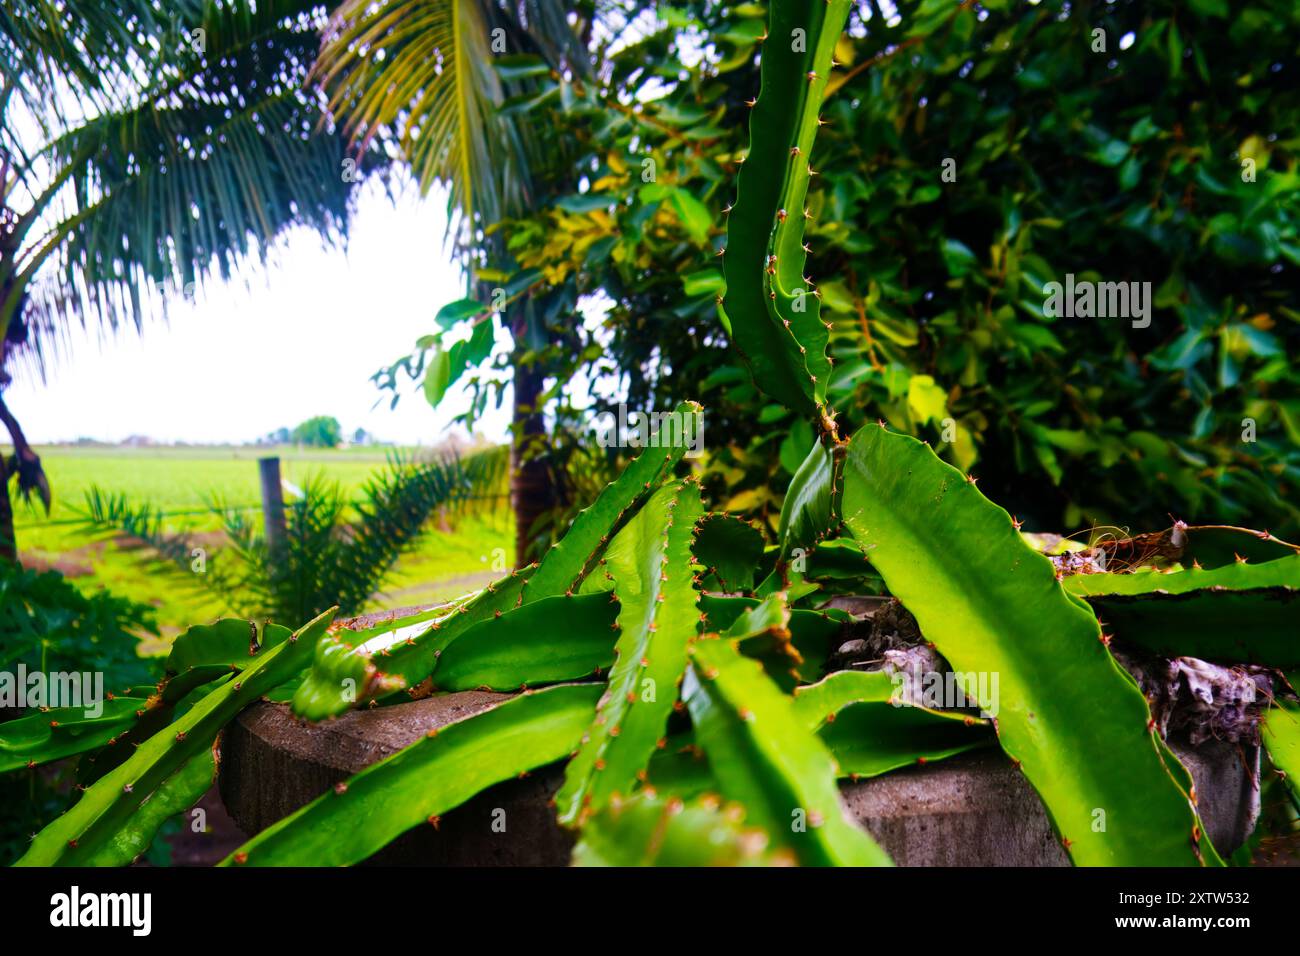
[2,1,382,374]
[0,0,185,112]
[313,0,584,246]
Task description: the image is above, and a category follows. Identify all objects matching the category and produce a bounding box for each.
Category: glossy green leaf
[434,298,484,329]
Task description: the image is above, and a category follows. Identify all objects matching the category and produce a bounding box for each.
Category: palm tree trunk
[0,452,14,562]
[509,355,555,568]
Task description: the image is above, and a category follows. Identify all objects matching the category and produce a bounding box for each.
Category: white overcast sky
[10,178,513,446]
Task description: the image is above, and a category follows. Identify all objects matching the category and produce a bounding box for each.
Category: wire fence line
[13,493,512,530]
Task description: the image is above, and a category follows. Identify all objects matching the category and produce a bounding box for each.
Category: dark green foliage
[0,562,156,687]
[469,0,1300,541]
[811,0,1300,537]
[0,563,158,862]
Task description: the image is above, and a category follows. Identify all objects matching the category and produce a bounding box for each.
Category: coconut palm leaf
[0,0,183,110]
[312,0,584,240]
[1,0,379,371]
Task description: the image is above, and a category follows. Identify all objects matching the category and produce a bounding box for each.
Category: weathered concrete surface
[221,693,1259,866]
[841,739,1258,866]
[219,693,573,865]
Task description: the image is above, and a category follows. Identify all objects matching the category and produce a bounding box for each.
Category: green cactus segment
[431,593,619,691]
[693,513,765,593]
[523,401,702,604]
[18,608,336,866]
[162,619,250,676]
[291,573,530,719]
[645,736,716,800]
[841,425,1219,866]
[702,593,847,685]
[1262,685,1300,805]
[1176,526,1300,569]
[0,697,151,773]
[719,0,850,415]
[555,481,705,826]
[777,439,840,560]
[222,684,602,867]
[79,750,217,867]
[717,591,807,690]
[684,638,891,866]
[1065,556,1300,597]
[798,537,879,582]
[573,792,788,866]
[376,572,530,689]
[162,618,292,703]
[793,671,991,778]
[290,410,701,721]
[290,626,381,722]
[1063,557,1300,667]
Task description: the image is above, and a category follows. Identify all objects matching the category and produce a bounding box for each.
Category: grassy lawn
[11,444,513,653]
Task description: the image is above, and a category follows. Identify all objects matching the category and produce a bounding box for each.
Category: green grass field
[11,444,513,653]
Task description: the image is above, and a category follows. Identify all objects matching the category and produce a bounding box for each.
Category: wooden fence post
[258,456,287,556]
